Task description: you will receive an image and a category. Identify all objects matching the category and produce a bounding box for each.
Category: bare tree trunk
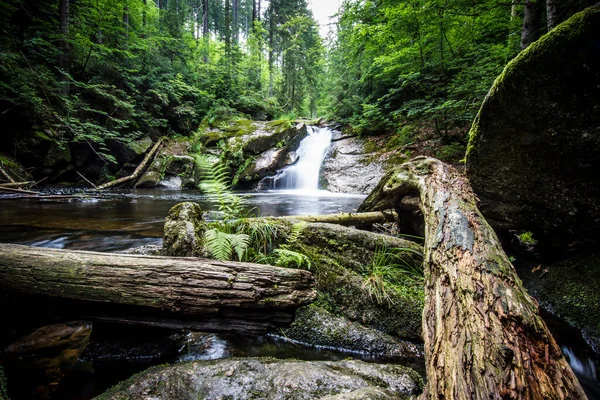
[546,0,559,29]
[0,244,316,334]
[59,0,70,94]
[233,0,239,43]
[359,157,587,399]
[521,0,544,49]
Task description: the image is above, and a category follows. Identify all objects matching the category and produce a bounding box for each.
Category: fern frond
[274,248,311,269]
[204,229,250,261]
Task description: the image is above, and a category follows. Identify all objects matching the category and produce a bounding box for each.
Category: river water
[1,189,599,399]
[0,189,366,252]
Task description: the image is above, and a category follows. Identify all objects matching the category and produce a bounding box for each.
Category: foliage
[361,246,424,306]
[322,0,524,143]
[0,0,322,179]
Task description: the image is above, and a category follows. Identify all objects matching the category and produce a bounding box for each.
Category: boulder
[280,305,423,358]
[134,158,163,188]
[163,155,196,188]
[162,202,206,257]
[237,148,286,183]
[466,6,600,244]
[107,136,153,164]
[97,358,422,400]
[321,137,385,194]
[517,251,600,354]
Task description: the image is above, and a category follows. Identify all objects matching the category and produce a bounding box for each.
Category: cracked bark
[360,157,586,399]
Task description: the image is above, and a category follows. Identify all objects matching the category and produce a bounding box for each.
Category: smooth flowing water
[259,126,332,191]
[0,189,365,252]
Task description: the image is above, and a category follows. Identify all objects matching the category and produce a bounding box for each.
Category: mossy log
[359,157,586,399]
[0,243,316,334]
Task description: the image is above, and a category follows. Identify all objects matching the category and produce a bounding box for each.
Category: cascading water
[262,126,332,192]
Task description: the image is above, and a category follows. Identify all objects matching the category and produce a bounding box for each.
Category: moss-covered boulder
[281,305,423,358]
[162,202,206,257]
[466,6,600,244]
[237,148,287,184]
[97,358,422,400]
[518,252,600,354]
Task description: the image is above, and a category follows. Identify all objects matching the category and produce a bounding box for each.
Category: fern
[274,248,311,269]
[195,154,245,218]
[205,229,250,261]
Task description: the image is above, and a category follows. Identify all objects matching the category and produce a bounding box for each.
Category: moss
[466,5,600,159]
[519,251,600,353]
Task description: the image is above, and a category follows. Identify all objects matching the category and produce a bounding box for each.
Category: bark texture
[0,243,316,334]
[360,157,586,399]
[96,138,164,190]
[521,0,544,49]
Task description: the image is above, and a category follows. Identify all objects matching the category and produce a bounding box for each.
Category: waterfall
[262,126,332,192]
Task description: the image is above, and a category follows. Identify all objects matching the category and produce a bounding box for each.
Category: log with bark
[280,210,398,226]
[95,138,165,190]
[359,157,586,399]
[0,243,316,334]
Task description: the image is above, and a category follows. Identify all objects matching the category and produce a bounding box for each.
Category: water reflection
[0,189,365,251]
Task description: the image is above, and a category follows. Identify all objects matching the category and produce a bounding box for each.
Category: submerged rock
[466,6,600,244]
[281,305,423,358]
[97,358,422,400]
[321,137,384,194]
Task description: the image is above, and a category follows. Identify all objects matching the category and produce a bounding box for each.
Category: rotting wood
[359,156,586,400]
[95,138,165,190]
[280,210,398,226]
[0,243,316,334]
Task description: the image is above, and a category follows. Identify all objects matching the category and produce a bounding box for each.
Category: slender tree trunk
[252,0,257,24]
[521,0,544,49]
[359,157,587,399]
[123,4,130,33]
[546,0,559,29]
[233,0,239,44]
[143,0,147,28]
[59,0,70,94]
[268,4,274,96]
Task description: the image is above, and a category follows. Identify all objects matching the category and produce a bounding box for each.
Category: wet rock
[4,321,92,399]
[119,244,163,256]
[134,158,163,188]
[43,141,71,169]
[281,305,423,358]
[97,358,422,400]
[321,137,384,194]
[466,6,600,244]
[162,155,196,188]
[237,148,286,183]
[229,122,307,155]
[108,136,154,165]
[162,202,205,257]
[518,251,600,354]
[114,162,136,179]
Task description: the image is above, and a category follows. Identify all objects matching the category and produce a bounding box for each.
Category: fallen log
[359,157,586,399]
[95,138,164,190]
[0,163,15,183]
[0,186,40,195]
[281,210,398,226]
[0,181,35,188]
[0,243,316,334]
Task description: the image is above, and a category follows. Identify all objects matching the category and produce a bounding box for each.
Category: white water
[263,126,333,192]
[562,346,598,380]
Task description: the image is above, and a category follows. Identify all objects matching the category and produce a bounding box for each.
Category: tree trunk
[96,138,164,190]
[359,157,586,399]
[59,0,70,94]
[546,0,559,30]
[521,0,544,49]
[233,0,239,44]
[0,243,316,334]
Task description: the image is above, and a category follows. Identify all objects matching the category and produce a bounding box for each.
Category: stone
[162,202,206,257]
[134,158,163,188]
[466,6,600,244]
[280,305,423,358]
[321,137,385,194]
[97,358,422,400]
[238,148,286,183]
[517,251,600,354]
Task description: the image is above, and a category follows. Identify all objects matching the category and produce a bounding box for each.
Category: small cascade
[261,126,332,191]
[562,346,598,380]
